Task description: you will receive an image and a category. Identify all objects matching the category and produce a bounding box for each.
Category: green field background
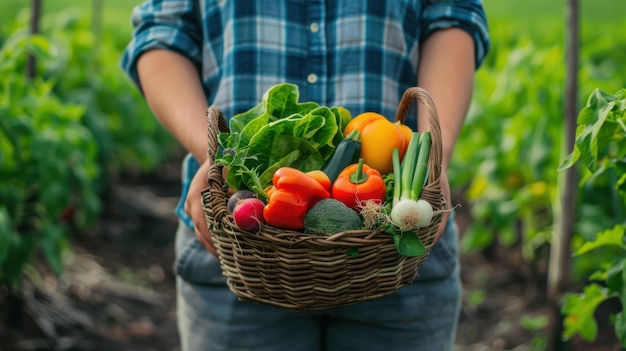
[1,1,624,347]
[0,0,621,40]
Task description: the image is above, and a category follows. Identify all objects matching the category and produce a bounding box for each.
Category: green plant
[216,83,345,193]
[39,12,178,174]
[453,37,565,259]
[559,88,626,346]
[0,9,179,285]
[451,21,626,269]
[0,32,100,283]
[520,314,549,351]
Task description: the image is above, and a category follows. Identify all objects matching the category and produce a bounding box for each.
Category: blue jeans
[174,214,461,351]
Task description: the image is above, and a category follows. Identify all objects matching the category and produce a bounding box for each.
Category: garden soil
[0,156,622,351]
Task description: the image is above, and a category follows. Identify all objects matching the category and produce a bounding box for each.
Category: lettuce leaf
[216,83,344,193]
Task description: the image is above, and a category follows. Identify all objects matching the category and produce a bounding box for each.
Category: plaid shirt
[121,0,490,229]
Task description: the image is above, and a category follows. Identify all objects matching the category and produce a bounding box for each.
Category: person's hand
[184,159,218,257]
[434,169,452,243]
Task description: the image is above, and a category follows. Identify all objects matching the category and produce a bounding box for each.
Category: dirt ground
[0,159,623,351]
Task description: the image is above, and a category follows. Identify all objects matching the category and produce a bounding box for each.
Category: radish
[388,131,434,230]
[232,198,266,231]
[227,189,256,212]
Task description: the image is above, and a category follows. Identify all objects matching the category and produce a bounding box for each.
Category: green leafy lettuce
[215,83,349,197]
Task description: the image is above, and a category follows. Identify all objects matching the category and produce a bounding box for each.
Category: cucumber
[322,129,361,183]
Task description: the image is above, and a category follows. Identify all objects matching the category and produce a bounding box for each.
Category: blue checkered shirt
[121,0,490,229]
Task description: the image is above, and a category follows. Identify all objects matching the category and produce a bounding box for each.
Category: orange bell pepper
[263,167,331,230]
[343,112,408,174]
[331,158,386,211]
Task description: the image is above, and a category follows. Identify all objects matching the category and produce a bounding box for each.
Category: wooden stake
[547,0,579,349]
[26,0,42,79]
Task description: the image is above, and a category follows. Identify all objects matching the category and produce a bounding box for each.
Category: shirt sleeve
[120,0,202,89]
[420,0,491,69]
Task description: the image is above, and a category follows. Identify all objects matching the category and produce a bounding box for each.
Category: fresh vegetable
[382,172,395,205]
[359,172,395,230]
[215,83,347,193]
[232,198,266,231]
[389,132,434,230]
[331,158,386,211]
[390,198,433,230]
[343,112,385,135]
[264,170,331,197]
[263,167,331,230]
[336,106,353,133]
[304,198,363,236]
[343,112,408,174]
[227,189,257,213]
[305,170,332,193]
[395,121,414,145]
[321,129,362,183]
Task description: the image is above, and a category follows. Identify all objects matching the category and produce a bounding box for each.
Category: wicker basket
[201,87,445,311]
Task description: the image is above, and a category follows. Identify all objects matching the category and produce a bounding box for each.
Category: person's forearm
[417,28,476,169]
[137,49,210,163]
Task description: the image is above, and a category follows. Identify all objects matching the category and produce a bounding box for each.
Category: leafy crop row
[0,13,178,285]
[451,20,626,346]
[559,88,626,345]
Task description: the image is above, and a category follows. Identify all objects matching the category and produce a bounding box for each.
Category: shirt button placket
[306,1,326,103]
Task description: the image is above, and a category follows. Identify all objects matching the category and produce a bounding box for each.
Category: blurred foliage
[559,89,626,346]
[0,10,177,284]
[0,32,101,283]
[451,19,626,265]
[450,15,626,347]
[39,12,178,172]
[0,0,624,346]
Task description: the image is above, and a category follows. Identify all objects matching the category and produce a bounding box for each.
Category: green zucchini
[322,129,361,183]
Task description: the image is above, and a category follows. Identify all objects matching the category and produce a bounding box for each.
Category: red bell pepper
[331,158,386,210]
[305,170,332,193]
[263,167,331,230]
[263,170,331,198]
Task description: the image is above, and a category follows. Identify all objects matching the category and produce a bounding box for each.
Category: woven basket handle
[204,105,230,224]
[394,87,442,183]
[206,105,230,161]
